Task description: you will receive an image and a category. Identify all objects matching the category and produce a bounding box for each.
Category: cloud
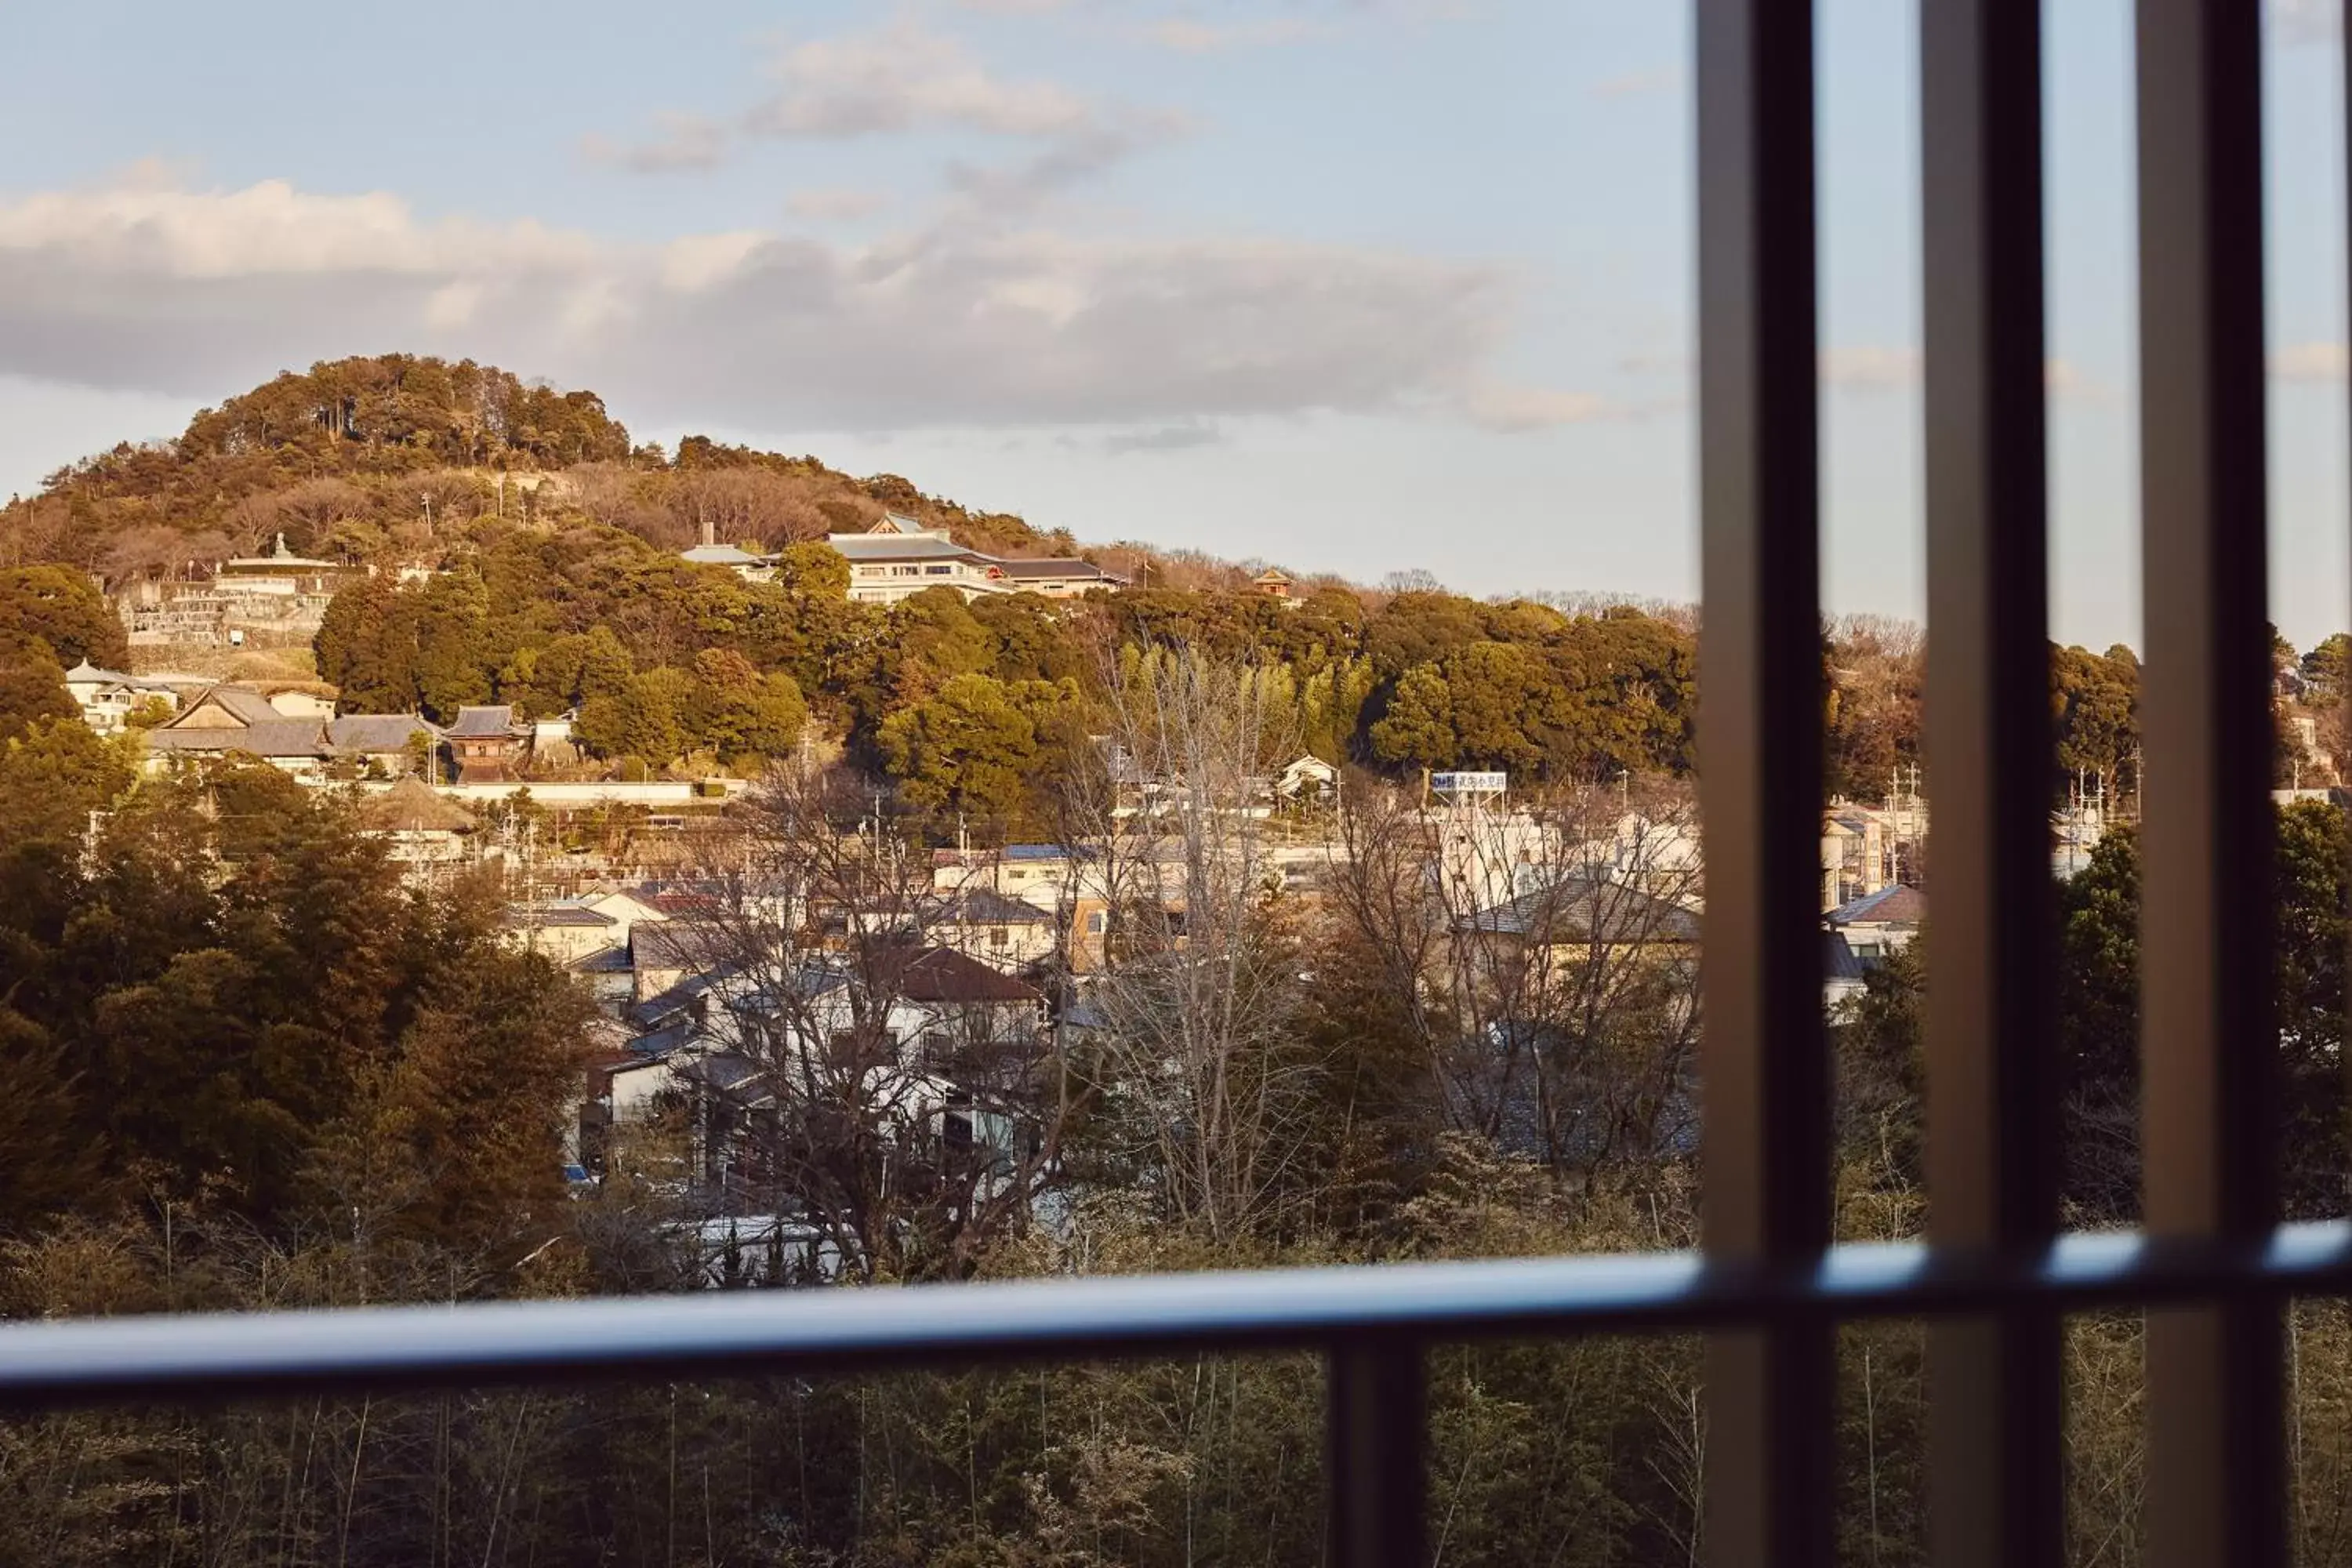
[2273,339,2348,381]
[0,175,1523,437]
[1103,419,1221,452]
[579,114,728,173]
[748,21,1094,140]
[1461,383,1620,431]
[1140,17,1325,53]
[590,19,1165,197]
[788,187,891,221]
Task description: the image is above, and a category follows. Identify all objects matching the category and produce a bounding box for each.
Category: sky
[0,0,2344,650]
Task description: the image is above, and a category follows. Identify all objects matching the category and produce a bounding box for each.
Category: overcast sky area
[0,0,2345,649]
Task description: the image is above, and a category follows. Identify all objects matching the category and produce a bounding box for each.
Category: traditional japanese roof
[358,777,477,833]
[145,718,326,758]
[826,532,982,563]
[327,714,441,753]
[63,660,170,688]
[445,705,519,739]
[172,686,288,726]
[1828,884,1927,927]
[681,543,768,567]
[897,946,1045,1004]
[996,557,1122,583]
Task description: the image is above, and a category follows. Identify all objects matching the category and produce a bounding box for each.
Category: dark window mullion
[2135,3,2285,1566]
[1918,2,2064,1564]
[1696,2,1833,1563]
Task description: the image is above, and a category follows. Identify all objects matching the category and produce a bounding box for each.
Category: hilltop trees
[0,565,129,667]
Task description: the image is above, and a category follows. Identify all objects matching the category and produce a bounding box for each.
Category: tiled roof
[571,944,636,974]
[997,557,1116,581]
[327,714,441,753]
[145,719,325,757]
[682,543,767,566]
[898,946,1044,1004]
[826,534,982,562]
[1828,884,1927,927]
[445,706,518,739]
[186,687,288,725]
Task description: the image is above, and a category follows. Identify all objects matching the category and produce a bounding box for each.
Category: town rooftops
[896,946,1045,1004]
[326,714,441,753]
[145,717,328,758]
[1828,884,1927,927]
[445,705,519,739]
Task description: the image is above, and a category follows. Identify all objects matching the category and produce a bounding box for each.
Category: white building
[828,515,1126,606]
[62,661,181,734]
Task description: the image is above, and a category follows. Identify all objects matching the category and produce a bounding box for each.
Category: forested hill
[0,353,1082,582]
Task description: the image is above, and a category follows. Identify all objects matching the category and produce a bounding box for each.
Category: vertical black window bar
[1919,2,2064,1565]
[2134,3,2285,1567]
[1696,2,1832,1565]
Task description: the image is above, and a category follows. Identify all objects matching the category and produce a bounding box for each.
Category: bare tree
[655,760,1069,1281]
[1059,649,1328,1243]
[1327,777,1703,1189]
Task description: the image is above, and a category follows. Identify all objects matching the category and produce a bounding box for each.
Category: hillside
[0,354,1097,583]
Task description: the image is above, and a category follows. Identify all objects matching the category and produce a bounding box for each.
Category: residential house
[445,705,525,782]
[62,660,180,734]
[503,901,625,964]
[919,887,1059,971]
[1275,754,1339,801]
[1825,883,1925,960]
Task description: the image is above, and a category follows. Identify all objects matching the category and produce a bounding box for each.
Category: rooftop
[1828,884,1928,927]
[445,706,519,739]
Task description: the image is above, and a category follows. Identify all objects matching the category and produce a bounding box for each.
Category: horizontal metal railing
[5,1225,2351,1408]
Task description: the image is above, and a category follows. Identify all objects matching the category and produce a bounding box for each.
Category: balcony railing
[0,4,2316,1566]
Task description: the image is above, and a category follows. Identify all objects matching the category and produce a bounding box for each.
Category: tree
[877,672,1043,825]
[0,655,76,743]
[0,565,129,668]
